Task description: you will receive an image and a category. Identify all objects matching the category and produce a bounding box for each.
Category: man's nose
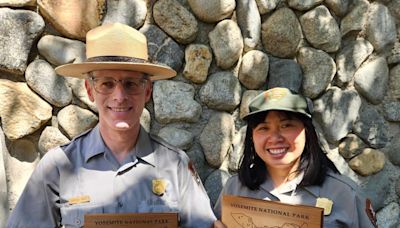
[112,82,128,100]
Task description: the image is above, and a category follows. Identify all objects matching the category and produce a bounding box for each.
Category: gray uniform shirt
[214,171,375,228]
[7,125,216,228]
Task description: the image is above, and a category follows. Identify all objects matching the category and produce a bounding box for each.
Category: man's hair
[238,111,339,190]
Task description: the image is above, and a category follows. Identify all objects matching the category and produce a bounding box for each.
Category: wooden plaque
[85,212,179,228]
[222,195,323,228]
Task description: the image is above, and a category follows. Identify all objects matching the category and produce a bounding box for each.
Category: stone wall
[0,0,399,226]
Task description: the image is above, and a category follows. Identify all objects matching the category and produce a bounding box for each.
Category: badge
[68,195,90,205]
[264,87,288,100]
[316,197,333,215]
[152,179,167,196]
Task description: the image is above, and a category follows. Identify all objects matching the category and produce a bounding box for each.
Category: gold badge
[316,197,333,215]
[68,195,90,205]
[152,179,167,196]
[264,87,288,100]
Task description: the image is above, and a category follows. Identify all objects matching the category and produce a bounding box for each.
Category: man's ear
[85,79,95,102]
[144,80,153,102]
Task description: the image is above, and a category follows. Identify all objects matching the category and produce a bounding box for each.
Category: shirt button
[75,218,81,225]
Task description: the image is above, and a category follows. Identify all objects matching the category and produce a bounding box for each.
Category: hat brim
[55,62,177,80]
[243,107,311,120]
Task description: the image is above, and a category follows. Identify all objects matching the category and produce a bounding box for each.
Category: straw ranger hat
[55,23,176,80]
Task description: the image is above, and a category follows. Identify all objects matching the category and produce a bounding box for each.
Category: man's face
[85,69,152,133]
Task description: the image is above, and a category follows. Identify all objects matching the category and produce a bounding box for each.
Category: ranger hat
[243,87,311,120]
[55,23,176,80]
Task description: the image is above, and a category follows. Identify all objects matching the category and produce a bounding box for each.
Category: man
[7,23,216,228]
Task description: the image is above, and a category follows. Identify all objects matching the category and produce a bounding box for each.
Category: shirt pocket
[60,203,103,228]
[138,194,179,213]
[324,216,350,228]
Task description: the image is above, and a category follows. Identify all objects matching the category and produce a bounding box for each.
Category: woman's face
[252,110,306,174]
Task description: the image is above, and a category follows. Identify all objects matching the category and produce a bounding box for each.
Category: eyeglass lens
[90,77,147,95]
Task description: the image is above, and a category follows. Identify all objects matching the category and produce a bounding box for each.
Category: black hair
[238,111,339,190]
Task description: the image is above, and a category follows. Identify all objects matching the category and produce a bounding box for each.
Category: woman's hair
[238,111,339,190]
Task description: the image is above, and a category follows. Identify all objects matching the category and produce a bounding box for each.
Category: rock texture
[261,7,301,58]
[0,8,44,74]
[209,20,243,69]
[37,0,105,40]
[153,0,198,44]
[0,80,52,140]
[187,0,235,23]
[102,0,146,29]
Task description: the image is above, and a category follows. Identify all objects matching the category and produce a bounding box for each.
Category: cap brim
[242,108,311,120]
[55,62,177,80]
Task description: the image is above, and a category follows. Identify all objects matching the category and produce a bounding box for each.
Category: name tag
[68,195,90,205]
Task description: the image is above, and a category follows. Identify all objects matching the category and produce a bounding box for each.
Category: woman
[214,87,376,227]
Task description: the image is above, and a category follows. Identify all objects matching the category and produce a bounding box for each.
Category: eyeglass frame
[86,72,150,95]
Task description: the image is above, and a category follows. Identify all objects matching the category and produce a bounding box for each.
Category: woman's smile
[253,110,306,172]
[267,148,288,155]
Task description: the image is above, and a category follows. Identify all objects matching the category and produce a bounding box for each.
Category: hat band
[86,56,149,63]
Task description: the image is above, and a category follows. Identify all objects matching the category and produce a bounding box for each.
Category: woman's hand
[213,220,227,228]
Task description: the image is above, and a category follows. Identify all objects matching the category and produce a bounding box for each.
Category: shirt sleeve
[213,191,223,219]
[353,193,377,228]
[177,155,216,228]
[213,176,236,220]
[326,172,377,228]
[7,150,61,228]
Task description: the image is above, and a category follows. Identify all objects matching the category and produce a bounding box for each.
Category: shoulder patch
[365,198,378,228]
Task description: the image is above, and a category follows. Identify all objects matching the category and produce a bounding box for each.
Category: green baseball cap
[243,87,311,120]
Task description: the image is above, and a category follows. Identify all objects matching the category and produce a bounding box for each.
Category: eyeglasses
[89,76,148,95]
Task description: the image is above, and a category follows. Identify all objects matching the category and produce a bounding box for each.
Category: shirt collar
[302,185,321,198]
[260,171,305,194]
[84,124,108,162]
[135,126,156,167]
[274,171,304,194]
[259,170,321,199]
[83,125,155,167]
